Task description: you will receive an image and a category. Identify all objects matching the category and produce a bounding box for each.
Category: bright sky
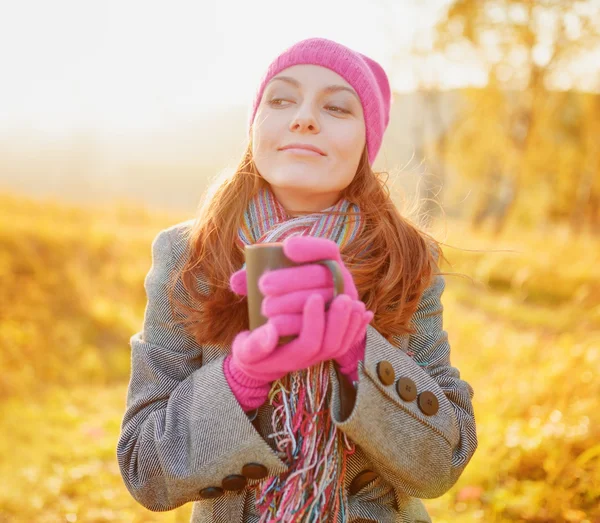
[0,0,465,135]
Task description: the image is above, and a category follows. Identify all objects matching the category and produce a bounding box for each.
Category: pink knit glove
[335,333,368,383]
[225,293,367,410]
[230,236,372,381]
[223,348,271,412]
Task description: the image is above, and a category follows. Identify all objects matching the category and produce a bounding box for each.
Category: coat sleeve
[327,270,478,500]
[116,227,287,512]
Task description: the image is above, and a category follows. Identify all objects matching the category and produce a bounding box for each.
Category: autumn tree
[432,0,600,233]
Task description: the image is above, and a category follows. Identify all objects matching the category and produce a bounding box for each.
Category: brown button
[417,391,439,416]
[199,486,224,499]
[222,474,247,491]
[349,470,379,495]
[377,361,395,385]
[242,463,269,480]
[396,377,417,402]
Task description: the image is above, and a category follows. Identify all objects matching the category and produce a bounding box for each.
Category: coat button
[417,391,439,416]
[242,463,269,480]
[199,486,224,499]
[376,361,395,385]
[222,474,247,491]
[349,470,379,495]
[396,377,417,402]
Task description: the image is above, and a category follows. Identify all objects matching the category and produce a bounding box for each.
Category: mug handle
[314,259,345,304]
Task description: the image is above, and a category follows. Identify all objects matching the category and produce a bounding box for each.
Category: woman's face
[251,64,366,213]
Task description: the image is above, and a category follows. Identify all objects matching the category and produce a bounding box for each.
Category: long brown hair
[167,135,449,350]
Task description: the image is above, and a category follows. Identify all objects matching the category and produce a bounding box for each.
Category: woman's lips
[280,148,324,157]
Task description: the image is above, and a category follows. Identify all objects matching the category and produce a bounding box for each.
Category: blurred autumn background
[1,0,599,522]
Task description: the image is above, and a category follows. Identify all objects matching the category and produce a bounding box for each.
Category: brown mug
[245,242,345,345]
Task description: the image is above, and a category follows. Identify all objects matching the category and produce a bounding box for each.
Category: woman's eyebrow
[268,76,360,102]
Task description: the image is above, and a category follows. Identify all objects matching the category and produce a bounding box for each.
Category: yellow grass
[0,191,598,522]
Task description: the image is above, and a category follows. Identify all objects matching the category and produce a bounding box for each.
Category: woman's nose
[289,105,320,133]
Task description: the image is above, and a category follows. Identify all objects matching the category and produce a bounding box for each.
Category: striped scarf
[237,185,364,522]
[238,186,363,249]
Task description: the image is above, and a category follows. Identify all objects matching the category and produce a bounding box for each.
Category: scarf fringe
[255,365,355,523]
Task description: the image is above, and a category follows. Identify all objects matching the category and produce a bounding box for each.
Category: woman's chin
[267,171,325,189]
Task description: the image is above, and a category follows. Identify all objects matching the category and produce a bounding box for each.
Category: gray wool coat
[116,220,478,522]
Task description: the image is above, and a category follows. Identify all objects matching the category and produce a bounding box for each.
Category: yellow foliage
[0,192,598,521]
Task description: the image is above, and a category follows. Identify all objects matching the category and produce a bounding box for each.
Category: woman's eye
[267,98,290,107]
[267,99,349,114]
[326,105,349,114]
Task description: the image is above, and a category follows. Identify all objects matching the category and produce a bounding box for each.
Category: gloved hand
[230,236,372,382]
[224,292,371,411]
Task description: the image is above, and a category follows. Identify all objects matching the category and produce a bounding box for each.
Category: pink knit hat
[248,37,392,165]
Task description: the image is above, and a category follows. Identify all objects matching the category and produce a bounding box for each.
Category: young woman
[117,37,478,523]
